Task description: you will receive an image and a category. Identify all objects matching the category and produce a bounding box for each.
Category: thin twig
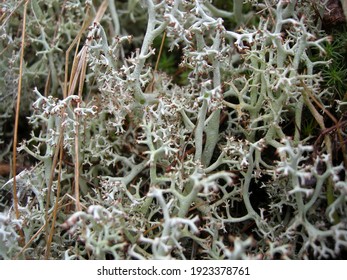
[146,32,166,93]
[45,127,64,259]
[301,82,340,224]
[74,108,81,211]
[155,32,166,72]
[12,1,29,245]
[64,0,108,211]
[44,123,65,235]
[306,89,347,169]
[63,6,94,98]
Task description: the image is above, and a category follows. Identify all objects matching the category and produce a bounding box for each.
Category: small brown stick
[301,82,343,224]
[44,121,65,242]
[155,32,166,72]
[314,119,347,162]
[300,80,347,169]
[64,0,108,211]
[45,126,65,259]
[145,31,166,93]
[11,0,29,246]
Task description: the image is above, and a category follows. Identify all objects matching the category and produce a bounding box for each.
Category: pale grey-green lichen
[0,0,346,260]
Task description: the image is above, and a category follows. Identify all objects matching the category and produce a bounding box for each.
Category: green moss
[320,26,347,99]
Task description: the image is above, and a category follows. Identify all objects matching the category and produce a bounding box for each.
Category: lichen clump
[0,0,346,260]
